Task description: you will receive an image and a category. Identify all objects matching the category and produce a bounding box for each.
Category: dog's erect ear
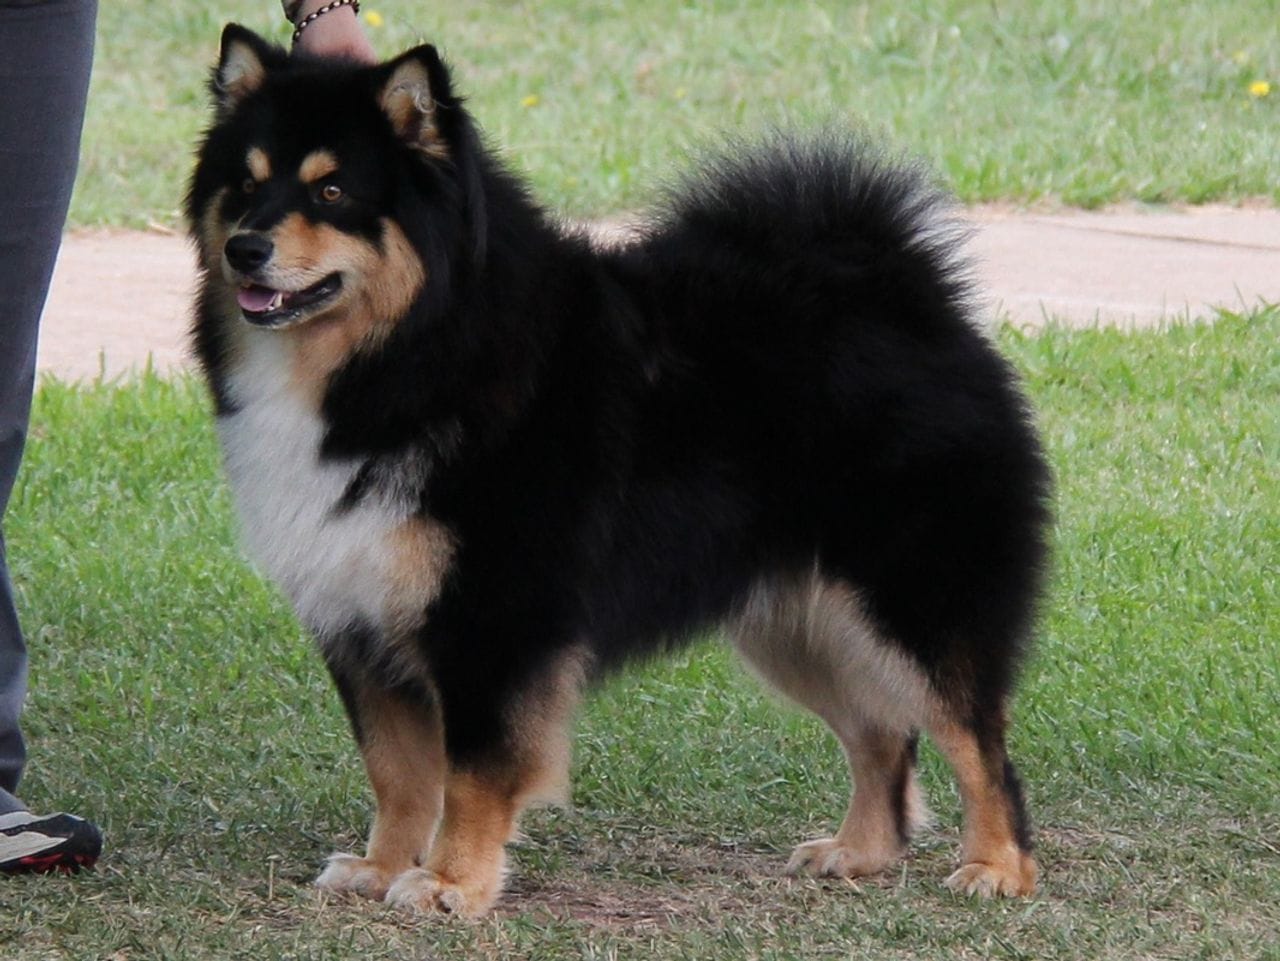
[214,24,281,114]
[377,44,453,160]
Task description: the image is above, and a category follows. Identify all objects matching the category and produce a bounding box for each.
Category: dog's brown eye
[242,178,256,194]
[318,183,343,204]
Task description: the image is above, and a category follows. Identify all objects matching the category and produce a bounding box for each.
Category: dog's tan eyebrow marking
[246,147,271,182]
[299,149,340,184]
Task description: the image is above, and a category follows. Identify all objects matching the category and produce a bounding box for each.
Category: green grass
[2,308,1277,959]
[76,0,1280,227]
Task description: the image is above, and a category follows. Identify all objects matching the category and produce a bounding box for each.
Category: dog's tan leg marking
[316,688,445,901]
[787,724,924,879]
[928,719,1037,897]
[386,649,586,917]
[731,572,934,881]
[384,768,520,916]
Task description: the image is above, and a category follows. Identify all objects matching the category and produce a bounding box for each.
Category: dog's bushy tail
[644,132,975,332]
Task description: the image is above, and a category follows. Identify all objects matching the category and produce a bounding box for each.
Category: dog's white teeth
[269,291,285,310]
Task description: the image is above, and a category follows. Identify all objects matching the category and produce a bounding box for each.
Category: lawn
[2,309,1277,959]
[76,0,1279,227]
[7,0,1279,957]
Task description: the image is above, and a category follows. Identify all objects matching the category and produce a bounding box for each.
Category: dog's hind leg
[315,678,445,902]
[925,710,1037,897]
[731,572,933,882]
[733,571,1038,895]
[785,724,925,878]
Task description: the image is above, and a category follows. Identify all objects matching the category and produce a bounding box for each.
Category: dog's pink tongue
[237,285,278,313]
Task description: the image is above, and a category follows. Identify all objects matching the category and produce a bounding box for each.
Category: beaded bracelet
[292,0,360,44]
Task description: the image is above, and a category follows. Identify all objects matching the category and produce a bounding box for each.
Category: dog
[187,24,1051,916]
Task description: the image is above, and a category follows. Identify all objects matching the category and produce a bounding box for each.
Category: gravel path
[37,205,1280,381]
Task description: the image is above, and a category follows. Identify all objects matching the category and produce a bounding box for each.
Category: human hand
[291,0,378,63]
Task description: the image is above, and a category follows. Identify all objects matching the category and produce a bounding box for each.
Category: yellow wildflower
[521,94,541,108]
[363,10,384,28]
[1248,80,1271,98]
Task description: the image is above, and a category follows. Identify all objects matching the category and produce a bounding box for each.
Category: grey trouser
[0,0,97,813]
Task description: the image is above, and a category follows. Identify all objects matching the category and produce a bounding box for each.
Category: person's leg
[0,0,98,816]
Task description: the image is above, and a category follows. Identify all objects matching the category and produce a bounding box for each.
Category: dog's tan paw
[314,853,401,901]
[785,838,897,879]
[944,853,1038,898]
[384,867,499,918]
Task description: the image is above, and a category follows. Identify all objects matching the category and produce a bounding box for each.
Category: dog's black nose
[225,233,274,274]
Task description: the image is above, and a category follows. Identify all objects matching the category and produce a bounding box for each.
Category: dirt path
[37,205,1280,382]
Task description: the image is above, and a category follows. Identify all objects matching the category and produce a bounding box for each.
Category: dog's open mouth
[237,273,343,327]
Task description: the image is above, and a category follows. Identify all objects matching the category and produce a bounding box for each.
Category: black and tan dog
[188,25,1051,916]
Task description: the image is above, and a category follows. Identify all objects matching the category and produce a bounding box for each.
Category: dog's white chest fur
[217,334,424,640]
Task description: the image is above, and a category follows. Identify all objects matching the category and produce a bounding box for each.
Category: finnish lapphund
[188,24,1051,916]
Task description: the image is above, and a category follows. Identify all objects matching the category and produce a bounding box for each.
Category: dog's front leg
[383,766,524,916]
[316,677,446,901]
[385,647,587,917]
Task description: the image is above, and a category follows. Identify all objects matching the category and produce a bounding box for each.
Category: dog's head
[188,25,483,340]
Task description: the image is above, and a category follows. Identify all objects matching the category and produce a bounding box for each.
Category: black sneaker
[0,811,102,874]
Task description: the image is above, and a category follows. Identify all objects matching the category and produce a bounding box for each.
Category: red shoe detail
[9,851,97,874]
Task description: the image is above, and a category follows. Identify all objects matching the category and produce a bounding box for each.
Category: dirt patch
[496,834,916,929]
[501,842,780,928]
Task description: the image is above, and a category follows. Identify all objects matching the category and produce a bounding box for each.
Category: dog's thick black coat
[189,26,1050,914]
